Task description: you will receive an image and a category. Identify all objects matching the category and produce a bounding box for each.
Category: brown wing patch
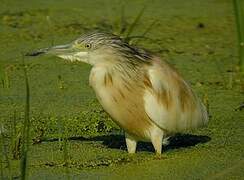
[104,73,113,86]
[144,73,172,109]
[165,62,195,112]
[143,74,152,88]
[157,90,172,109]
[177,79,194,112]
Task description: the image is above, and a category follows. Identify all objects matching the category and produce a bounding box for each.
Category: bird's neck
[89,49,145,81]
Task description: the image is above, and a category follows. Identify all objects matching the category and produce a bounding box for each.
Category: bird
[27,32,209,154]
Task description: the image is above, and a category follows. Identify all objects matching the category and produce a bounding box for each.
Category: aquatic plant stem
[233,0,244,77]
[20,59,30,180]
[125,5,146,39]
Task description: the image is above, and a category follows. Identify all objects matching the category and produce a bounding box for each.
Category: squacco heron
[27,32,208,154]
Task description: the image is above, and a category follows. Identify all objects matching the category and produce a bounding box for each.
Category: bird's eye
[85,44,91,49]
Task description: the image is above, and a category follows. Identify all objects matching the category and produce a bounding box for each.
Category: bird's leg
[125,133,137,154]
[151,129,164,155]
[151,137,162,154]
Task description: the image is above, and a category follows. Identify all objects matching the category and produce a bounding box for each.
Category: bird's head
[27,32,119,65]
[26,31,151,66]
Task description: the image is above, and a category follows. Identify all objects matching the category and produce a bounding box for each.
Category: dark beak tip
[25,50,45,57]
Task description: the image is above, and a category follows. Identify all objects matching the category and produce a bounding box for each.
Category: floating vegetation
[1,9,50,28]
[0,0,243,179]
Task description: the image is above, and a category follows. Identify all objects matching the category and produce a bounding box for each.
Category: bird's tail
[190,97,209,130]
[199,101,209,127]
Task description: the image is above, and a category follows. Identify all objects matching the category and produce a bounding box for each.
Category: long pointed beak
[25,44,73,57]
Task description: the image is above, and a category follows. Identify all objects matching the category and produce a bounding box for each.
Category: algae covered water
[0,0,243,179]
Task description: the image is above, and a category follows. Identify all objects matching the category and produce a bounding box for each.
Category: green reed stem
[125,5,146,38]
[233,0,244,76]
[20,60,30,180]
[119,0,127,35]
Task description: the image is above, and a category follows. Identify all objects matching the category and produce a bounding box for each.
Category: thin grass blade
[125,5,147,38]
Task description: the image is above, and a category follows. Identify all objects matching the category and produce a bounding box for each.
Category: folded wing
[143,59,208,133]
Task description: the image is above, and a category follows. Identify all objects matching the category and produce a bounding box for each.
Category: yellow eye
[85,44,91,48]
